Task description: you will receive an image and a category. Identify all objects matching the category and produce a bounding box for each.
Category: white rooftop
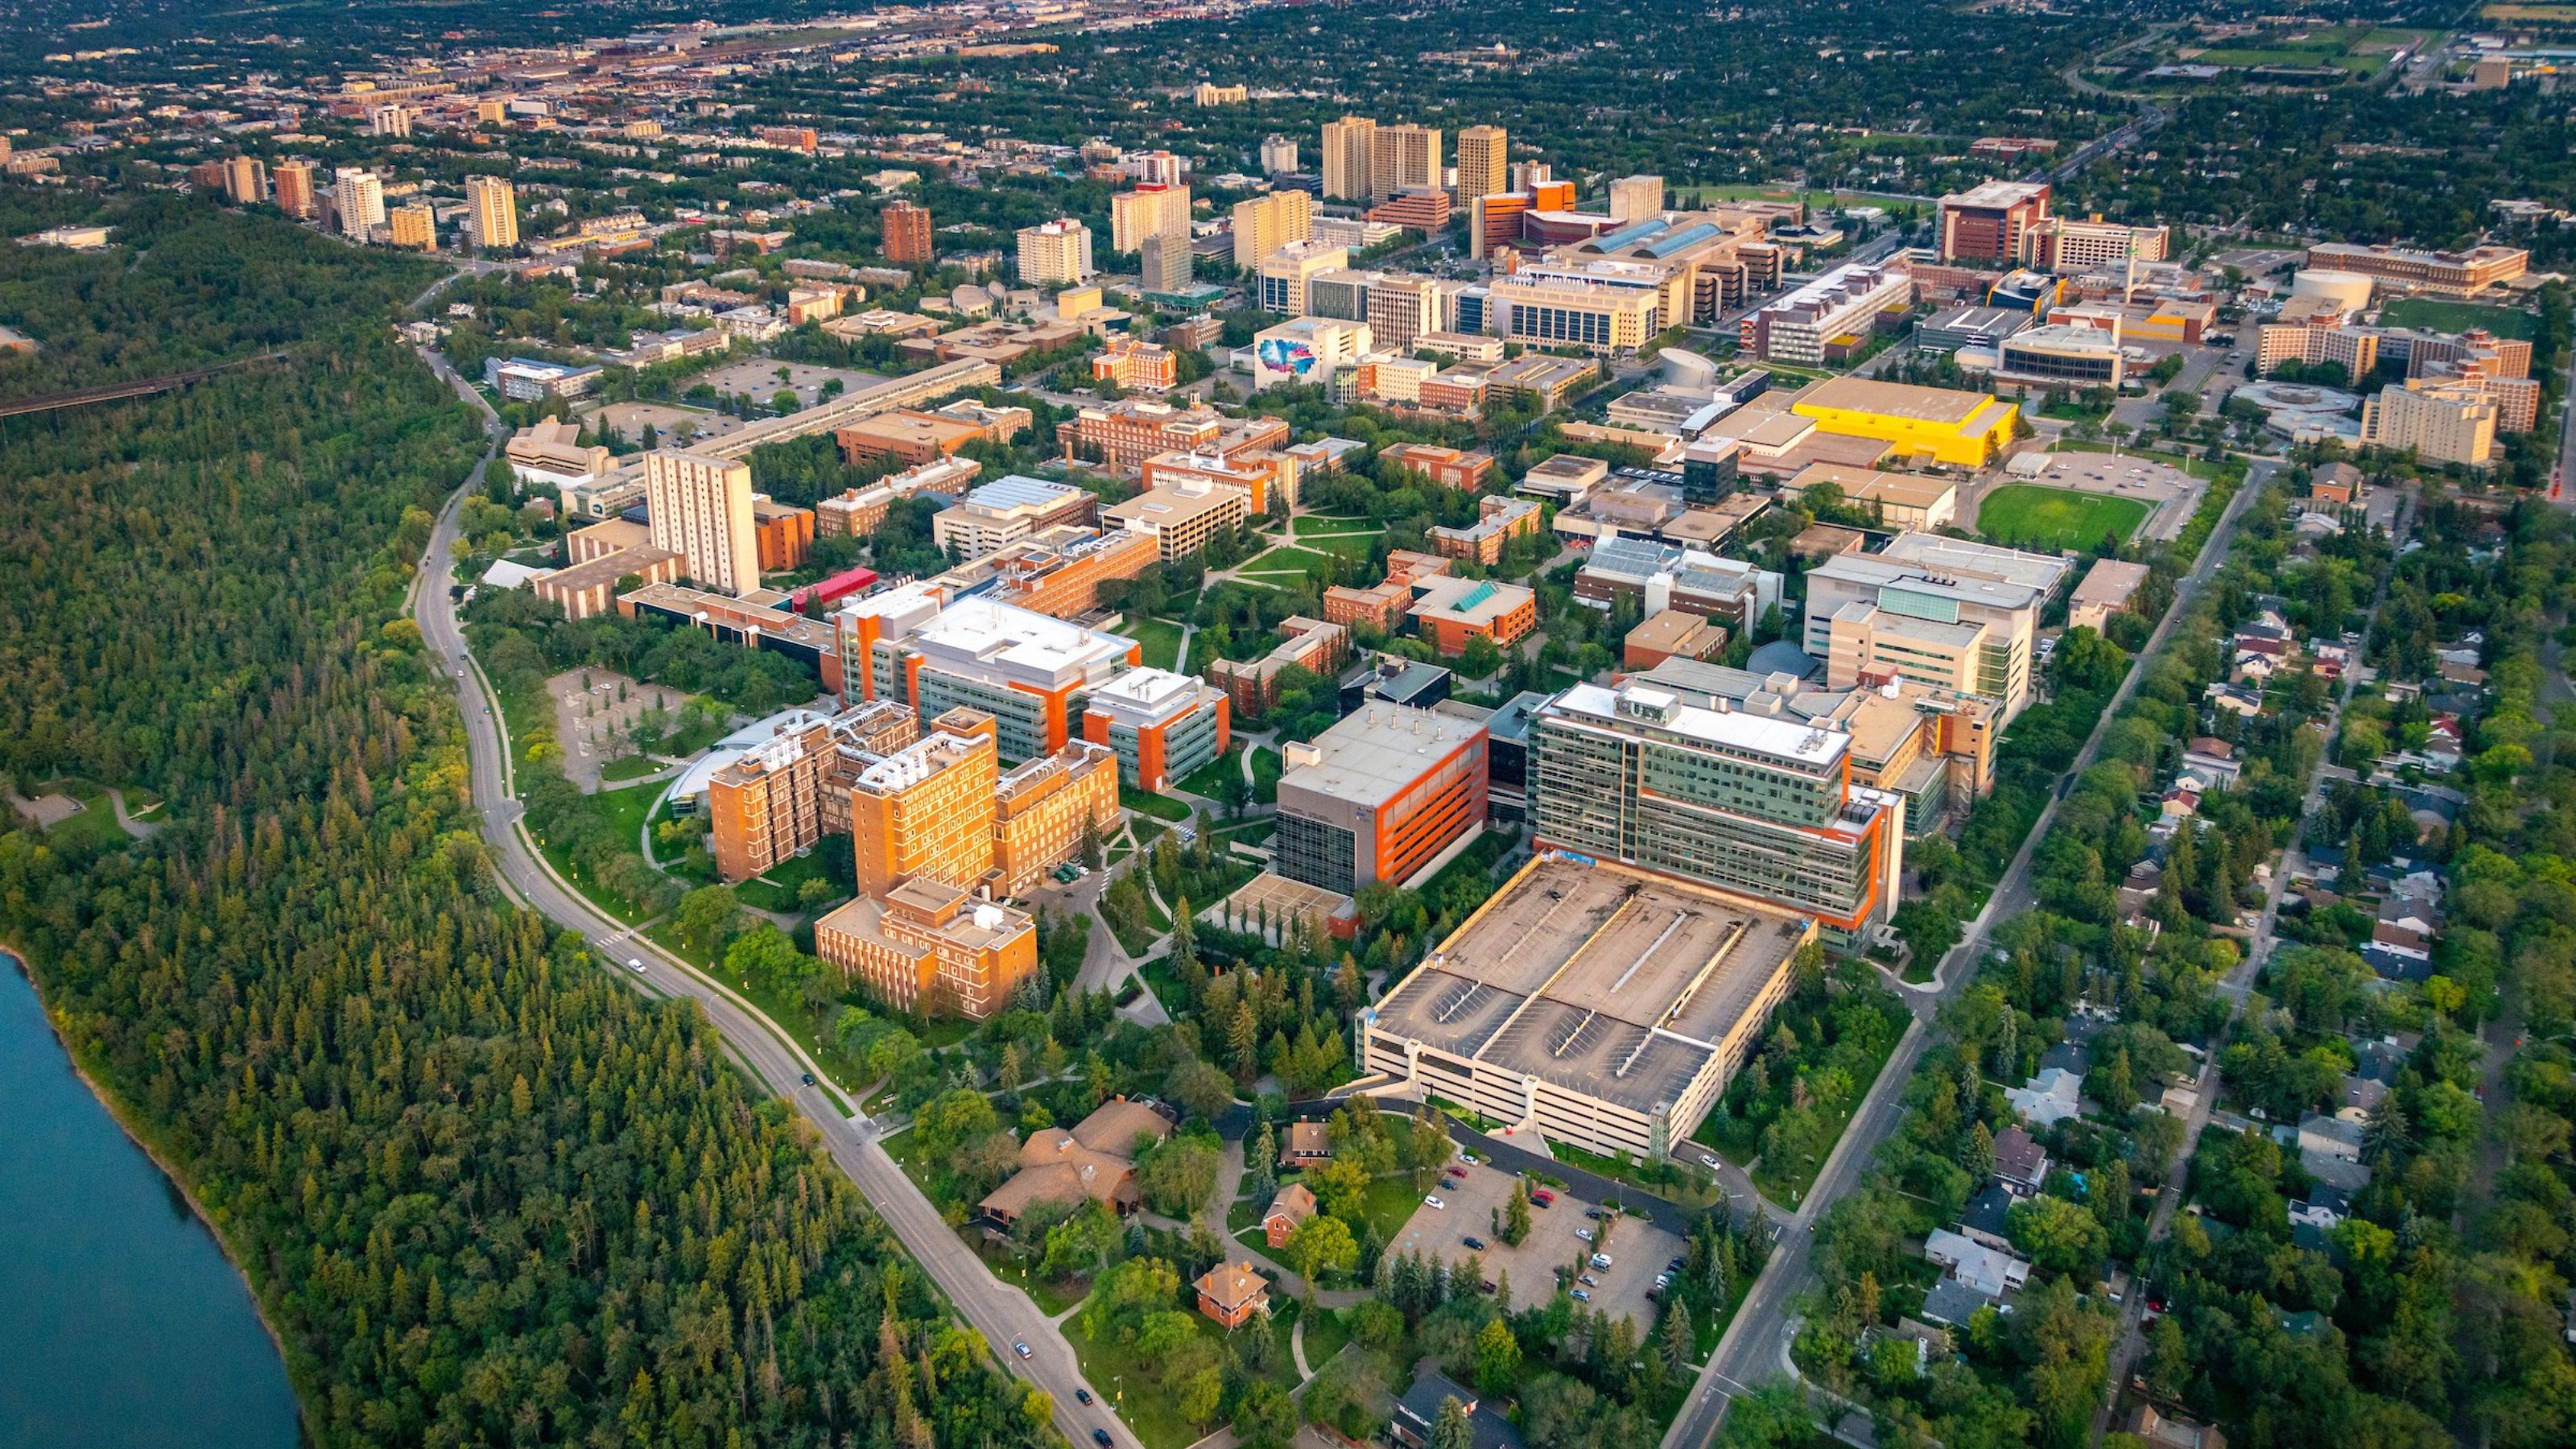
[907,597,1135,684]
[1087,667,1208,725]
[1552,681,1852,770]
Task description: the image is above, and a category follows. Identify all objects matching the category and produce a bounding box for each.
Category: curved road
[1664,458,2277,1449]
[408,349,1136,1449]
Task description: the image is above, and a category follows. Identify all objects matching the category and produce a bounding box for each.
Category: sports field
[1976,485,2150,553]
[2375,298,2537,341]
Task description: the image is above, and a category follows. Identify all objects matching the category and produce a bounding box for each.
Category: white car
[1013,1340,1032,1359]
[628,958,646,973]
[1422,1195,1446,1209]
[1591,1253,1613,1269]
[1575,1228,1595,1242]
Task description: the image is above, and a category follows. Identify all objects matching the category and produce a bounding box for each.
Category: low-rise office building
[1572,537,1784,631]
[1429,495,1543,564]
[1785,464,1959,530]
[1408,576,1540,657]
[1100,477,1252,561]
[931,475,1097,559]
[1206,617,1351,720]
[1360,853,1817,1160]
[1061,398,1290,476]
[949,524,1160,619]
[1274,704,1488,894]
[2069,558,2152,632]
[1802,531,2072,720]
[1082,667,1231,791]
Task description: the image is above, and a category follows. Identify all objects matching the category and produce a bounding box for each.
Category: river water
[0,953,301,1449]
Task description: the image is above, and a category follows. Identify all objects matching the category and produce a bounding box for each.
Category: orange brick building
[1427,495,1542,565]
[1206,617,1350,719]
[1408,576,1539,658]
[704,700,919,883]
[751,497,815,572]
[1380,443,1496,490]
[1062,398,1290,476]
[814,877,1037,1019]
[1322,550,1450,634]
[1091,336,1179,393]
[960,525,1161,619]
[1139,446,1299,516]
[1194,1261,1271,1329]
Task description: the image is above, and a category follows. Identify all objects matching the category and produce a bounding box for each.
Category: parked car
[1423,1195,1446,1209]
[1575,1228,1595,1242]
[1445,1166,1468,1179]
[1584,1208,1604,1220]
[1463,1236,1486,1250]
[1578,1274,1598,1286]
[1571,1288,1592,1302]
[1531,1190,1554,1206]
[1459,1153,1480,1165]
[1590,1253,1613,1269]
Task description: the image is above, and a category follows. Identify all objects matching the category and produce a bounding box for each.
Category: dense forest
[0,202,1059,1447]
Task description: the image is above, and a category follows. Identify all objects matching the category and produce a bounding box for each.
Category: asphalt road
[1664,458,2278,1449]
[408,349,1138,1449]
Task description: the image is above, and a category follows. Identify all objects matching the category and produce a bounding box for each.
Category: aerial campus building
[1359,853,1818,1160]
[836,584,1140,762]
[1529,679,1905,943]
[1273,704,1488,896]
[1801,530,2074,721]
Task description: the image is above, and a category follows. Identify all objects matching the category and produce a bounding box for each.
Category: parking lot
[1385,1158,1682,1331]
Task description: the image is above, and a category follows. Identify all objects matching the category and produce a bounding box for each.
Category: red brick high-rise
[882,199,933,264]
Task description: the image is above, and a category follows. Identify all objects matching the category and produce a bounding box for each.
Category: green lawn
[1065,1302,1299,1449]
[737,850,833,914]
[526,782,661,925]
[1249,746,1282,803]
[2375,297,2537,341]
[599,754,665,783]
[1295,530,1378,559]
[1233,546,1340,580]
[1174,746,1246,800]
[16,778,134,853]
[1122,786,1193,823]
[1976,485,2151,552]
[1130,616,1187,671]
[1299,1303,1352,1371]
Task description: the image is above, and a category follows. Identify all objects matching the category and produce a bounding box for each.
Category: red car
[1445,1166,1469,1179]
[1532,1190,1555,1205]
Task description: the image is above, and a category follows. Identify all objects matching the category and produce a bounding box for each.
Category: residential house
[1280,1121,1331,1168]
[1925,1227,2033,1297]
[2297,1112,2371,1192]
[1392,1371,1525,1449]
[2007,1067,2083,1128]
[1263,1183,1319,1249]
[1195,1261,1272,1328]
[2122,1405,2228,1449]
[976,1098,1174,1228]
[1958,1184,2016,1253]
[1992,1125,2049,1195]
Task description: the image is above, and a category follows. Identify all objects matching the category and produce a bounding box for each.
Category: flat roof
[1787,464,1957,510]
[1278,704,1485,808]
[1549,680,1852,770]
[1369,856,1810,1116]
[962,474,1085,511]
[906,597,1136,681]
[1086,666,1208,725]
[1879,530,2074,591]
[1101,481,1246,528]
[1794,375,2001,427]
[2073,558,2153,606]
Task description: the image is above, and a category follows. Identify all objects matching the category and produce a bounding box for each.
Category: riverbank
[1,943,306,1448]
